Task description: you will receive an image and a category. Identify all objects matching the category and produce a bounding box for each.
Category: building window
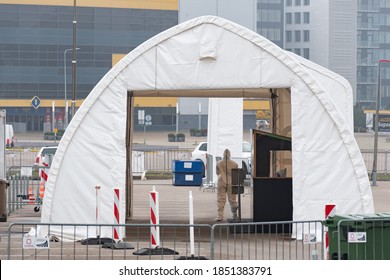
[295,12,301,24]
[286,0,292,6]
[286,30,292,42]
[162,115,174,125]
[295,30,301,42]
[303,48,310,59]
[303,12,310,24]
[304,30,310,41]
[304,0,310,5]
[260,28,281,41]
[286,12,292,24]
[258,9,282,22]
[294,48,301,55]
[295,0,301,6]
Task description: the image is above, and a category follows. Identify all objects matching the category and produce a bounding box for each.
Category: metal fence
[5,218,390,260]
[139,149,192,172]
[6,148,193,176]
[4,220,325,260]
[6,149,38,170]
[361,150,390,173]
[6,148,390,175]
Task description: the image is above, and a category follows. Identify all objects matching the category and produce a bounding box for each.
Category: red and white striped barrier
[150,186,160,248]
[113,188,120,242]
[324,203,336,260]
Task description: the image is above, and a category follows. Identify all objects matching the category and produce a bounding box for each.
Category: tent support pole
[271,89,278,176]
[126,91,134,220]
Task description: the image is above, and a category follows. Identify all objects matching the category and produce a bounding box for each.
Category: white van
[5,124,14,148]
[191,141,252,174]
[35,146,58,166]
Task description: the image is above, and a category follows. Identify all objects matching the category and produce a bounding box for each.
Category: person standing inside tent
[215,149,238,221]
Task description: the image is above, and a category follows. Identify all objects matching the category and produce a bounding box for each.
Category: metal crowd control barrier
[6,170,49,215]
[211,220,324,260]
[6,149,194,175]
[4,220,327,260]
[5,223,212,260]
[6,149,38,169]
[136,149,192,172]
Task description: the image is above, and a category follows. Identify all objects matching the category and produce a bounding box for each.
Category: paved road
[13,131,390,150]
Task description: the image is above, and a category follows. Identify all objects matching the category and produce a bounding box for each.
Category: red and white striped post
[324,203,336,260]
[113,188,120,242]
[133,185,177,255]
[150,186,160,248]
[39,156,49,199]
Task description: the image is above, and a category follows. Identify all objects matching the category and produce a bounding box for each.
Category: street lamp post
[176,102,179,134]
[71,0,78,121]
[372,59,390,186]
[64,48,80,129]
[198,102,201,130]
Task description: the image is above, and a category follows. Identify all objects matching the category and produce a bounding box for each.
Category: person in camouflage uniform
[215,149,238,221]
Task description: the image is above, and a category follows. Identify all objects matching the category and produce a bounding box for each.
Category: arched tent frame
[41,16,374,240]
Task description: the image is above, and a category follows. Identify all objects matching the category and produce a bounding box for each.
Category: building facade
[285,0,357,103]
[0,0,178,132]
[2,0,389,132]
[285,0,390,109]
[378,0,390,107]
[0,0,268,132]
[357,0,390,108]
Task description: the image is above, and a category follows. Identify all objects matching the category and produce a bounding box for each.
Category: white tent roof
[40,16,374,240]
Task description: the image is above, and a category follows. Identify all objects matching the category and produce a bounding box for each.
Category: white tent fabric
[207,97,243,184]
[40,16,374,240]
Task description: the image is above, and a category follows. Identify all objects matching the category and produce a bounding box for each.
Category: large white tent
[40,16,374,240]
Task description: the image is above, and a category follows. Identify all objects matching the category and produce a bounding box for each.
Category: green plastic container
[325,213,390,260]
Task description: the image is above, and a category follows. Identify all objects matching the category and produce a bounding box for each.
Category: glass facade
[0,3,178,131]
[132,107,176,132]
[0,4,177,100]
[256,0,284,48]
[357,0,380,106]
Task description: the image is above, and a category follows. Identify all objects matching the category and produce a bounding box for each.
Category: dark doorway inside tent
[252,130,292,232]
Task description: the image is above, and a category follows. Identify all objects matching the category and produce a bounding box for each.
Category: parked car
[35,146,58,166]
[191,141,252,175]
[256,119,270,130]
[5,124,14,148]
